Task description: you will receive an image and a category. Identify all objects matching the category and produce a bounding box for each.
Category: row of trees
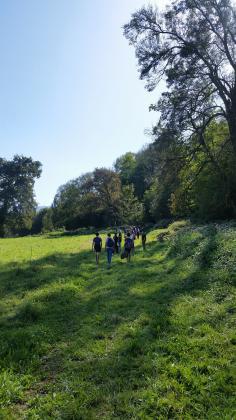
[115,121,236,221]
[52,168,143,230]
[50,121,236,231]
[1,125,235,237]
[122,0,236,220]
[1,0,235,236]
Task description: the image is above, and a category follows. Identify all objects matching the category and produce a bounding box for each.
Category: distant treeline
[0,0,236,237]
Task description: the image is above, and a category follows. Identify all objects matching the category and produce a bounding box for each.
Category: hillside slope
[0,222,235,419]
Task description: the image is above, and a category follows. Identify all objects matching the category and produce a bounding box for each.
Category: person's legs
[109,249,113,265]
[107,249,112,266]
[96,252,100,265]
[127,249,131,262]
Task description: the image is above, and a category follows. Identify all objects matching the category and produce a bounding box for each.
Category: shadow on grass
[0,225,224,416]
[0,249,94,300]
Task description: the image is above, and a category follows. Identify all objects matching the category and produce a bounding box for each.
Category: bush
[169,220,190,232]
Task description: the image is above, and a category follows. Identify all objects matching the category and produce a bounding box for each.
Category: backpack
[125,238,133,250]
[94,237,101,246]
[107,238,114,248]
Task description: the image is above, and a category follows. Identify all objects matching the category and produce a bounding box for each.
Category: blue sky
[0,0,168,206]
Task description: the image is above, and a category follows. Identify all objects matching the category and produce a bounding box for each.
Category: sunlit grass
[0,223,235,418]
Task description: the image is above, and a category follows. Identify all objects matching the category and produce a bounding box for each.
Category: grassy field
[0,222,235,419]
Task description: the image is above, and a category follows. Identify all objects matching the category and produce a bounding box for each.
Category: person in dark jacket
[113,232,119,253]
[92,232,102,265]
[118,231,122,253]
[124,232,133,262]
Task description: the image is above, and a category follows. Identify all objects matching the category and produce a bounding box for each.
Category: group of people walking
[92,227,147,267]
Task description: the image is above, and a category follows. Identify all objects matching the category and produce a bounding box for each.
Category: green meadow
[0,222,235,419]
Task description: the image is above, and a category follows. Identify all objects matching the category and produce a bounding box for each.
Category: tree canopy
[0,155,42,236]
[124,0,236,156]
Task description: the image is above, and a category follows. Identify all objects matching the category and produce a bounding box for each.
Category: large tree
[114,152,137,185]
[92,168,123,225]
[121,184,144,224]
[52,169,123,229]
[0,155,42,236]
[124,0,236,157]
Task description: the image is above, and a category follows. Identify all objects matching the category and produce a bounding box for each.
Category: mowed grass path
[0,223,235,419]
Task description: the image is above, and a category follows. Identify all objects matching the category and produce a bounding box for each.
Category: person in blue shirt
[105,233,115,268]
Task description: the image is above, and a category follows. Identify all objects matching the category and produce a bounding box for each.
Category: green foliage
[32,208,54,234]
[0,223,235,418]
[170,122,236,219]
[124,0,236,154]
[144,179,173,221]
[92,168,122,224]
[41,208,54,233]
[0,371,25,407]
[0,155,42,237]
[123,0,236,222]
[53,168,123,229]
[121,184,143,224]
[114,152,136,185]
[52,176,91,229]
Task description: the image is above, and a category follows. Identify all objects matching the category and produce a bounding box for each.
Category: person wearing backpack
[124,232,133,262]
[92,232,102,265]
[105,233,115,268]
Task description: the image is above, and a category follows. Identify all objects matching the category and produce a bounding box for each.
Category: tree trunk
[227,92,236,157]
